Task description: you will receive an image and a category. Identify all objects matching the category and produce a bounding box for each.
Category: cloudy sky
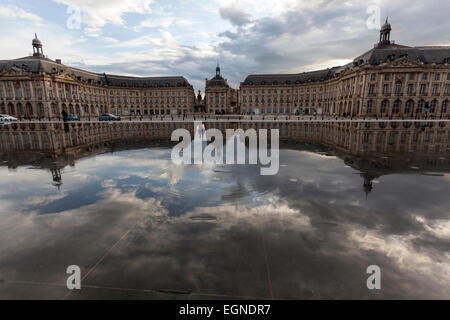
[1,0,450,91]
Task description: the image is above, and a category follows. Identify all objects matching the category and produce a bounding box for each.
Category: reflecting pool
[0,143,449,299]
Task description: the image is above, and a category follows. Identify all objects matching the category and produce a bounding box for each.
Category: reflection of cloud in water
[0,146,449,299]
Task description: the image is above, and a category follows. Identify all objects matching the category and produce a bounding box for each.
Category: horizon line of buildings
[1,21,450,119]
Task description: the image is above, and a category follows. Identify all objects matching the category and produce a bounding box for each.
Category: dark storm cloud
[219,6,252,26]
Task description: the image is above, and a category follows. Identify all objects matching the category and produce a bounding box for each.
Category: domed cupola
[32,33,44,57]
[216,63,221,77]
[379,18,392,45]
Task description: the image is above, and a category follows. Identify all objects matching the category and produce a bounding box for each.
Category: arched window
[381,100,388,114]
[39,103,45,117]
[395,81,402,95]
[0,103,5,114]
[18,103,24,116]
[26,103,33,116]
[8,103,15,115]
[405,100,413,114]
[367,100,373,114]
[393,100,401,113]
[430,100,437,113]
[443,100,448,114]
[417,100,425,113]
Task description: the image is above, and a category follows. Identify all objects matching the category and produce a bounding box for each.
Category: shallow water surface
[0,145,449,299]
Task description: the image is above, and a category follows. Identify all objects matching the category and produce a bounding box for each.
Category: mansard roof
[241,68,340,86]
[354,43,450,66]
[0,56,192,88]
[242,43,450,86]
[206,74,228,87]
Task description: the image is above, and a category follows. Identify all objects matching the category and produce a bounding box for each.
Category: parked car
[99,114,121,121]
[0,114,18,122]
[66,114,79,121]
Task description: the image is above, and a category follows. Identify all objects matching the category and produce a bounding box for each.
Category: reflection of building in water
[0,120,449,157]
[361,172,378,197]
[50,167,62,189]
[1,130,449,196]
[0,35,196,119]
[204,121,450,156]
[0,122,196,155]
[342,153,450,196]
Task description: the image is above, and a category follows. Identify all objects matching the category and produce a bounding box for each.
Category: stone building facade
[239,21,450,117]
[0,35,196,119]
[205,64,238,114]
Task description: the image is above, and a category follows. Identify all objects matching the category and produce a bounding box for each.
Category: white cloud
[52,0,153,27]
[215,0,299,18]
[0,5,43,24]
[84,26,102,38]
[135,16,176,30]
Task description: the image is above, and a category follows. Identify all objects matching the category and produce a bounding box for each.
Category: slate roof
[241,43,450,86]
[206,74,228,87]
[354,43,450,65]
[241,68,341,86]
[0,56,192,88]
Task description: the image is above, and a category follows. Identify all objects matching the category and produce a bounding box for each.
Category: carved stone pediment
[388,57,423,68]
[56,72,78,82]
[340,67,354,77]
[0,67,29,77]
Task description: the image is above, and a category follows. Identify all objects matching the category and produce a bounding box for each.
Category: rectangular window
[432,84,439,95]
[420,84,427,94]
